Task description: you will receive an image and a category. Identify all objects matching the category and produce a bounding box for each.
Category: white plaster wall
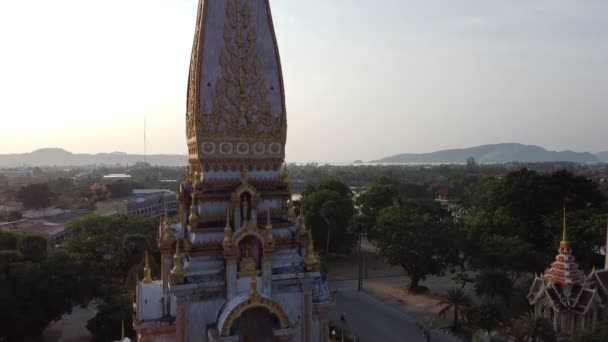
[187,298,226,342]
[203,170,241,182]
[311,319,322,342]
[202,170,280,182]
[199,201,231,216]
[248,170,279,180]
[236,276,262,295]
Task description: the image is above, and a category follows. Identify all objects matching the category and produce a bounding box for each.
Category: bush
[18,234,48,263]
[0,231,19,250]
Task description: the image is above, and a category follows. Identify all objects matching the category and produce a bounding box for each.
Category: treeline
[0,215,157,341]
[300,167,607,339]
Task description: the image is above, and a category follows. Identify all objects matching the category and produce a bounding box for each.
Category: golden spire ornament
[304,230,319,271]
[170,239,185,285]
[223,209,233,251]
[249,275,260,299]
[143,250,153,283]
[189,193,200,230]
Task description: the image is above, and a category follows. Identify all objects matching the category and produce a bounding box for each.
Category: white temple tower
[133,1,333,341]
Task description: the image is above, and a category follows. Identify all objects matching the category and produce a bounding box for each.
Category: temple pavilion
[528,206,608,335]
[132,1,333,341]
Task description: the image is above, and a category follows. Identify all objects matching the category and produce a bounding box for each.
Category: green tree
[64,214,157,288]
[569,329,600,342]
[16,183,55,209]
[512,313,556,342]
[474,270,513,305]
[438,287,472,330]
[375,199,461,291]
[469,300,507,336]
[0,233,84,341]
[355,183,399,240]
[18,233,48,263]
[87,292,135,342]
[107,180,132,198]
[302,179,356,254]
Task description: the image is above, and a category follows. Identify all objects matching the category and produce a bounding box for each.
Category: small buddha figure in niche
[240,193,251,224]
[238,245,260,277]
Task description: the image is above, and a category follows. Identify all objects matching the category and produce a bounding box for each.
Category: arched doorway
[232,307,280,342]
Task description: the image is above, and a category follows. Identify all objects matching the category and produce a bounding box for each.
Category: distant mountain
[372,143,600,164]
[596,151,608,162]
[0,148,187,167]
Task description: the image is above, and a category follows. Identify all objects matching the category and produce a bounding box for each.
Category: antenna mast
[144,116,147,164]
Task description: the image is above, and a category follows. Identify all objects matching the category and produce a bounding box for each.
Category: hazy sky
[0,0,606,162]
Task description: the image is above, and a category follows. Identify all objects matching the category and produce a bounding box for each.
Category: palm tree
[569,329,600,342]
[512,313,556,342]
[438,287,472,330]
[416,317,437,342]
[474,270,513,305]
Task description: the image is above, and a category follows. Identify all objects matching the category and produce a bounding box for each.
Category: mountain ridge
[0,144,605,167]
[372,143,602,164]
[0,148,187,167]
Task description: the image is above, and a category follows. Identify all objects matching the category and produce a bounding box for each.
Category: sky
[0,0,606,163]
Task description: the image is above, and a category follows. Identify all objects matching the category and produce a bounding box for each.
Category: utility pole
[357,229,363,291]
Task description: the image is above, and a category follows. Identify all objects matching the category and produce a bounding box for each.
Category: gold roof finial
[193,170,202,189]
[143,250,153,283]
[188,193,199,230]
[223,209,233,248]
[304,229,319,271]
[162,214,174,243]
[265,210,274,244]
[298,204,307,236]
[178,202,183,226]
[266,210,272,229]
[559,202,570,253]
[170,239,185,285]
[121,319,125,340]
[158,216,163,242]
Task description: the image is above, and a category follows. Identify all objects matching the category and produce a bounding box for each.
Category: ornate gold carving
[220,276,290,336]
[186,0,205,139]
[196,0,285,140]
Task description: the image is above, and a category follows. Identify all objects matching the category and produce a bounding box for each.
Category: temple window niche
[238,236,262,278]
[240,192,252,225]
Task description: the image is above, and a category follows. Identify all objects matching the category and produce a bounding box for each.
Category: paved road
[330,280,460,342]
